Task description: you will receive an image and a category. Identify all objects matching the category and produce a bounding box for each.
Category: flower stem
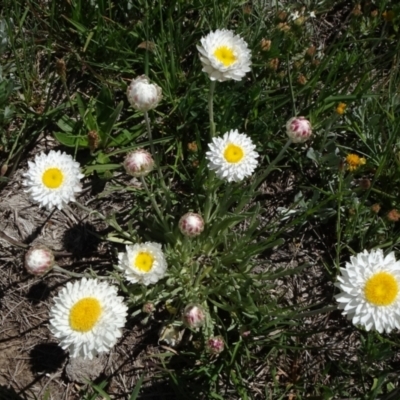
[254,138,292,187]
[144,111,156,160]
[74,201,134,242]
[143,111,169,194]
[208,80,216,139]
[140,176,170,232]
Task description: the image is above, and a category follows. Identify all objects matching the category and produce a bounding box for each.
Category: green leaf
[84,163,121,174]
[129,375,144,400]
[56,115,76,133]
[53,132,89,148]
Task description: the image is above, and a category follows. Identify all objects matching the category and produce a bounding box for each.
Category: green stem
[208,80,216,139]
[74,201,133,242]
[286,56,297,116]
[255,139,292,188]
[143,111,169,194]
[144,111,156,160]
[140,176,170,231]
[336,169,344,271]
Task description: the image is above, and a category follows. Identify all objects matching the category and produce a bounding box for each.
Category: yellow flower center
[42,168,64,189]
[69,297,102,332]
[224,143,244,163]
[346,154,366,171]
[364,272,398,306]
[135,252,154,272]
[213,46,237,67]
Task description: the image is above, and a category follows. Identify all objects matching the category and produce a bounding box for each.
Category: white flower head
[123,149,154,177]
[206,129,259,182]
[117,242,167,286]
[206,336,225,354]
[335,249,400,333]
[127,75,162,112]
[286,116,312,143]
[49,278,128,360]
[179,212,204,237]
[23,150,84,210]
[182,304,206,329]
[25,244,55,275]
[197,29,251,82]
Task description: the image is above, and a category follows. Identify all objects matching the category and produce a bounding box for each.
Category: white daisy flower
[23,150,84,210]
[117,242,167,286]
[335,249,400,333]
[197,29,251,82]
[205,129,259,182]
[49,278,128,360]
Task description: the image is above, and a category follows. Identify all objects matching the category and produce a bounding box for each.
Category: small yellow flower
[336,102,347,115]
[382,10,394,22]
[346,154,366,171]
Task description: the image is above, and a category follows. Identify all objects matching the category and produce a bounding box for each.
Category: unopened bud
[123,149,154,177]
[55,58,67,82]
[297,74,307,85]
[286,116,312,143]
[179,213,204,238]
[371,203,381,214]
[268,58,279,71]
[127,75,162,112]
[359,178,371,190]
[352,4,362,16]
[88,130,100,151]
[387,209,400,222]
[0,164,8,176]
[25,244,55,276]
[306,45,316,58]
[277,10,288,21]
[182,304,205,329]
[142,302,155,314]
[260,39,272,52]
[206,336,224,354]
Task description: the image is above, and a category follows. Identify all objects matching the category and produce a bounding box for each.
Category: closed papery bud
[182,304,205,329]
[123,149,154,177]
[25,244,55,276]
[179,212,204,238]
[206,336,224,354]
[127,75,162,112]
[286,116,312,143]
[142,302,155,314]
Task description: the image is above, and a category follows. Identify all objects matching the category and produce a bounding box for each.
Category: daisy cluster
[18,25,345,366]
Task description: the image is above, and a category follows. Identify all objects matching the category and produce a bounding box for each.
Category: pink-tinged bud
[182,304,205,329]
[142,302,155,314]
[286,116,312,143]
[123,149,154,177]
[25,244,55,276]
[206,336,224,354]
[127,75,162,112]
[178,213,204,237]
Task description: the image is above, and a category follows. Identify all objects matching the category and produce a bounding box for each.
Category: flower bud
[206,336,224,354]
[25,244,55,276]
[387,209,400,222]
[142,302,155,314]
[123,149,154,177]
[371,203,381,214]
[127,75,162,112]
[182,304,205,329]
[179,213,204,238]
[286,116,312,143]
